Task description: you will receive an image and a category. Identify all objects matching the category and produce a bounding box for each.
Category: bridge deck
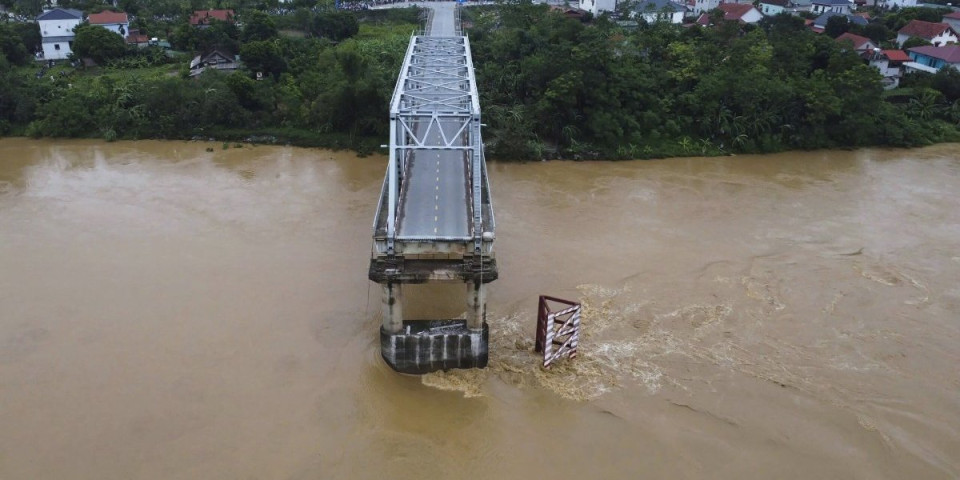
[372,3,494,254]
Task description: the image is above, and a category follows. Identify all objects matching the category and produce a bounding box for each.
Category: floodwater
[1,138,958,479]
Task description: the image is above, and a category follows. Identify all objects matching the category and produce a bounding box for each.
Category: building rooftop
[908,45,960,63]
[835,32,873,49]
[898,19,954,39]
[88,10,129,25]
[189,9,235,26]
[883,49,911,62]
[717,3,756,20]
[814,11,868,27]
[37,8,83,21]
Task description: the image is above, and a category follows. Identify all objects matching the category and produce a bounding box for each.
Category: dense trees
[310,11,360,41]
[465,5,959,159]
[72,24,128,64]
[0,22,39,65]
[1,7,415,150]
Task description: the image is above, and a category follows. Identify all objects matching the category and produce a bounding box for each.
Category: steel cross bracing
[383,33,488,252]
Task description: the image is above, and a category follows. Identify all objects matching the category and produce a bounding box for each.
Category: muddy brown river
[0,138,958,479]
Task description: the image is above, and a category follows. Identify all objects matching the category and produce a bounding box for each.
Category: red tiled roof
[189,9,234,25]
[88,10,128,24]
[835,32,873,49]
[718,3,755,20]
[883,49,911,61]
[126,34,148,44]
[898,20,954,40]
[908,45,960,63]
[943,11,960,20]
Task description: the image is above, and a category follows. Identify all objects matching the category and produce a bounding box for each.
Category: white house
[634,0,686,23]
[760,0,792,15]
[877,0,917,7]
[696,2,763,23]
[810,0,852,14]
[37,8,83,60]
[579,0,618,15]
[942,11,960,33]
[867,49,909,88]
[896,20,958,48]
[88,10,129,36]
[835,32,877,53]
[693,0,720,14]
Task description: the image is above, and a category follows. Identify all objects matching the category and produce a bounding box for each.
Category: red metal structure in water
[535,295,581,368]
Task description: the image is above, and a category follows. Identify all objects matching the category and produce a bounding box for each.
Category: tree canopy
[72,24,128,64]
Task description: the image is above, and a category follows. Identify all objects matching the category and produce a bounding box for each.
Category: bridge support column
[466,281,486,331]
[381,283,403,334]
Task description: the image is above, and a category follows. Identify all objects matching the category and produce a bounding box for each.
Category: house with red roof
[864,49,909,88]
[189,9,235,28]
[835,32,877,53]
[905,45,960,73]
[88,10,129,36]
[695,3,762,25]
[896,20,958,48]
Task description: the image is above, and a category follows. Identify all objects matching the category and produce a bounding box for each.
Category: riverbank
[5,4,960,160]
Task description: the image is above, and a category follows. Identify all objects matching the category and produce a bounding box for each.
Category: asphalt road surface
[427,2,458,36]
[396,3,471,240]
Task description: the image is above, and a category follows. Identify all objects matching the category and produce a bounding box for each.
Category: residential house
[942,11,960,32]
[189,9,235,28]
[876,0,917,7]
[905,45,960,72]
[811,11,867,32]
[760,0,795,16]
[835,32,877,52]
[36,8,83,60]
[579,0,617,15]
[189,48,240,76]
[862,49,905,88]
[87,10,129,36]
[125,28,149,46]
[693,0,720,14]
[810,0,852,14]
[877,49,909,81]
[896,20,958,47]
[696,3,763,24]
[634,0,686,23]
[548,5,590,20]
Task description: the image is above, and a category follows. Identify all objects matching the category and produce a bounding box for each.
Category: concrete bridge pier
[376,278,491,374]
[466,281,486,331]
[381,283,403,334]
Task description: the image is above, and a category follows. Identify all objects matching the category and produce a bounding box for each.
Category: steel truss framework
[384,34,487,251]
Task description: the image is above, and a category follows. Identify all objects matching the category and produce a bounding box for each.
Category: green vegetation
[464,3,960,159]
[0,6,422,152]
[3,0,960,159]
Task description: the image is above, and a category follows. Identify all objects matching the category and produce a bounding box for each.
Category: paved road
[427,2,458,36]
[396,3,471,240]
